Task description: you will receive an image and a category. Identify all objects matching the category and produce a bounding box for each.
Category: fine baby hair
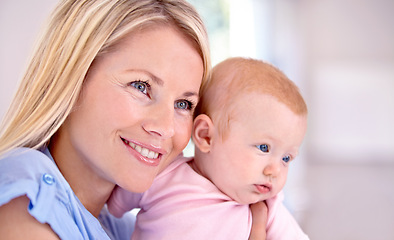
[194,57,307,139]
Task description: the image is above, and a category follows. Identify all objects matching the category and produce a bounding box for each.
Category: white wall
[249,0,394,164]
[0,0,58,121]
[297,0,394,163]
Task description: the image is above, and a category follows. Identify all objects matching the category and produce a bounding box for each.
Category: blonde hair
[194,57,307,139]
[0,0,210,156]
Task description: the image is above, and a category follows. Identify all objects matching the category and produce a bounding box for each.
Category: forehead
[95,25,202,72]
[229,93,307,141]
[231,93,288,121]
[87,25,203,97]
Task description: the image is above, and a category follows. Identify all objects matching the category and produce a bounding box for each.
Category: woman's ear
[192,114,214,153]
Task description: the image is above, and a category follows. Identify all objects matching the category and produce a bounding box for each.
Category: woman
[0,0,210,238]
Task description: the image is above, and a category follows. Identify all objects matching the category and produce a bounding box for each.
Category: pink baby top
[108,154,309,240]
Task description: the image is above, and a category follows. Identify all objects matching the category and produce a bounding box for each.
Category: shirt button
[43,173,55,185]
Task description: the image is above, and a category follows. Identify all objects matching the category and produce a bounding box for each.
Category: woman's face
[55,26,204,193]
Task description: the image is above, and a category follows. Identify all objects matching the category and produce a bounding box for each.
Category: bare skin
[0,196,60,239]
[249,201,268,240]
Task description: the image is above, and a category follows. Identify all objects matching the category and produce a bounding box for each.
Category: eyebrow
[125,69,164,86]
[183,91,199,99]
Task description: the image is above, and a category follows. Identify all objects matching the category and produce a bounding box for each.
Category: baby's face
[204,93,307,204]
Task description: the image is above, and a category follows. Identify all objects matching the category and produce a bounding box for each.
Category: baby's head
[192,57,308,204]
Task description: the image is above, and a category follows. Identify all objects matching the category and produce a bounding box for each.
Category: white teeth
[135,145,142,153]
[147,151,157,159]
[126,141,159,159]
[141,148,149,156]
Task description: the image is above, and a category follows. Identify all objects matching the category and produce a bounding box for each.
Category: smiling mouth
[121,138,160,159]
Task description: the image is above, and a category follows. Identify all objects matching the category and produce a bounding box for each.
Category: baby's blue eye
[282,156,291,163]
[257,144,269,153]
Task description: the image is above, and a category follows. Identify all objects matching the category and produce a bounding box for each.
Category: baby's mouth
[255,183,272,194]
[121,138,160,159]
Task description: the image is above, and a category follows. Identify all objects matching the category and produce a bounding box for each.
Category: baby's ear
[192,114,214,153]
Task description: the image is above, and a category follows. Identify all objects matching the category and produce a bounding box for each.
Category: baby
[108,57,309,240]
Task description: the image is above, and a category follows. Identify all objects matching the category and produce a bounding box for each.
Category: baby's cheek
[277,174,288,192]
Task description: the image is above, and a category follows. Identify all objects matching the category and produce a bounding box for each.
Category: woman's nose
[142,104,175,139]
[263,159,281,178]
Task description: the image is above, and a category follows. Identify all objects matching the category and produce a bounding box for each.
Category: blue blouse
[0,147,115,239]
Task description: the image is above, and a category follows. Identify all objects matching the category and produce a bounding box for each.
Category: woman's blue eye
[257,144,269,153]
[130,81,148,94]
[282,156,291,163]
[175,100,192,110]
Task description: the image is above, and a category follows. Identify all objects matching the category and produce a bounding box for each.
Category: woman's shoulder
[0,147,54,168]
[0,147,111,239]
[0,147,47,160]
[0,148,72,232]
[0,147,64,187]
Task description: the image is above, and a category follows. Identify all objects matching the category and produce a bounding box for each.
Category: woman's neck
[48,135,115,218]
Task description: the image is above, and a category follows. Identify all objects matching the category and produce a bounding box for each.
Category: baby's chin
[234,196,268,205]
[224,187,278,204]
[244,191,279,205]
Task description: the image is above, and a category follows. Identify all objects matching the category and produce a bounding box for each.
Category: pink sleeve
[107,185,142,218]
[266,191,309,240]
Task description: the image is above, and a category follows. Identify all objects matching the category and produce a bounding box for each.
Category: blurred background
[1,0,393,239]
